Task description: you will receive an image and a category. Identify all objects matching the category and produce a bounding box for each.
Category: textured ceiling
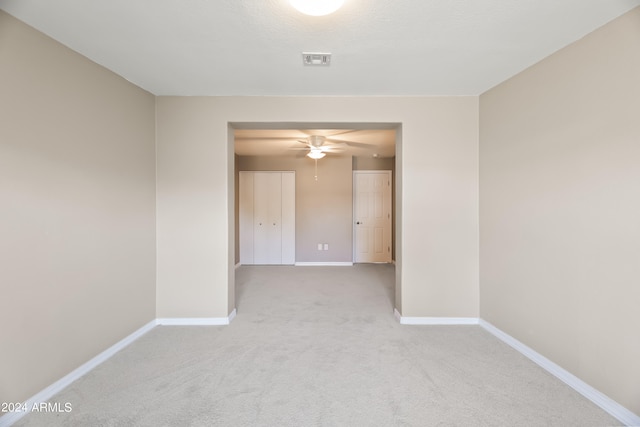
[1,0,639,97]
[5,0,636,158]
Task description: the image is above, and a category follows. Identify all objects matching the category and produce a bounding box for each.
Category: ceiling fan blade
[323,141,348,148]
[325,138,376,149]
[235,136,303,141]
[320,146,343,152]
[324,130,359,138]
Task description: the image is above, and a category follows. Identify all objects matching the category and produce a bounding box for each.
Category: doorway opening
[230,122,402,310]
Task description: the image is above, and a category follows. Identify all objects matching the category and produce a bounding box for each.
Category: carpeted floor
[15,264,620,426]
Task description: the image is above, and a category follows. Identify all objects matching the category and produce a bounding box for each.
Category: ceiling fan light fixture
[289,0,344,16]
[308,135,326,147]
[307,149,326,159]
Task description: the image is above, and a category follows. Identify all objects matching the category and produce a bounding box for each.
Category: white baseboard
[7,313,635,427]
[157,309,237,326]
[0,310,238,427]
[394,309,479,325]
[0,319,157,427]
[294,262,354,266]
[479,319,640,427]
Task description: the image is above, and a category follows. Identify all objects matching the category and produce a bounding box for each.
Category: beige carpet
[16,264,620,426]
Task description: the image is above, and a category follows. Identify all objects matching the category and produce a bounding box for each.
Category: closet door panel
[266,172,282,264]
[253,172,271,264]
[239,171,295,265]
[239,172,254,264]
[281,172,296,264]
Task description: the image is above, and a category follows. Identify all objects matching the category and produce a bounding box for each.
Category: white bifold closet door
[239,171,295,265]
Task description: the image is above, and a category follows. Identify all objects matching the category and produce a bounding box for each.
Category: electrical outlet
[317,243,323,251]
[323,243,329,250]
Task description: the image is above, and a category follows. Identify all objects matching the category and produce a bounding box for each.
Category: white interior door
[354,171,392,263]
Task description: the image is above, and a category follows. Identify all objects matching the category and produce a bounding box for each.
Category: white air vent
[302,52,331,66]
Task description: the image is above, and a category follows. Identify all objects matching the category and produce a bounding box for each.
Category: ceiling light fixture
[290,0,344,16]
[307,148,326,159]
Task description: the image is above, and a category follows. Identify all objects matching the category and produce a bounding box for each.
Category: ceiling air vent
[302,52,331,66]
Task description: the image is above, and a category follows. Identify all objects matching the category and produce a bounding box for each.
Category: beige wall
[156,96,479,318]
[480,7,640,415]
[5,1,639,417]
[235,154,396,264]
[236,155,355,263]
[0,10,156,404]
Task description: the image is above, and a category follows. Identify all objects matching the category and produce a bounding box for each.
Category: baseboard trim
[394,309,479,325]
[479,319,640,427]
[156,310,236,326]
[294,262,354,266]
[0,309,240,427]
[0,319,157,427]
[8,314,636,427]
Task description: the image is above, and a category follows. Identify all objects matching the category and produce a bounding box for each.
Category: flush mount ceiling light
[289,0,344,16]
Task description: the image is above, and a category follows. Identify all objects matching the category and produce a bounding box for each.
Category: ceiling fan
[293,132,372,181]
[234,129,386,158]
[296,135,344,159]
[234,129,386,181]
[293,132,379,160]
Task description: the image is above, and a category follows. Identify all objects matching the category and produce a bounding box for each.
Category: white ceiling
[3,0,638,158]
[1,0,639,97]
